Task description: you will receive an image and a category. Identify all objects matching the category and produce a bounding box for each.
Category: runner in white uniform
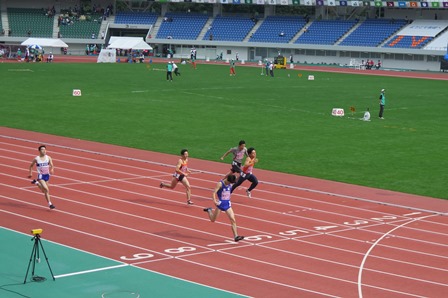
[28,145,55,209]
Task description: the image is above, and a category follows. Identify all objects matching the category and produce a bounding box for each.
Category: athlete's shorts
[37,174,50,182]
[173,173,185,182]
[230,161,242,173]
[217,200,231,211]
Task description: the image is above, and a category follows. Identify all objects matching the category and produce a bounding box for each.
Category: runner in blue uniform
[203,174,244,242]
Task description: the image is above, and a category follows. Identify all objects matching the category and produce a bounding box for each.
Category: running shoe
[49,204,56,209]
[246,190,251,198]
[234,236,245,242]
[187,200,194,205]
[203,208,212,212]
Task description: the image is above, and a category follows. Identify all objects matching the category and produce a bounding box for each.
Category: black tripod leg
[23,238,38,284]
[38,238,56,281]
[32,239,40,277]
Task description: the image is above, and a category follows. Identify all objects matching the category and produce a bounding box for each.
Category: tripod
[23,234,55,284]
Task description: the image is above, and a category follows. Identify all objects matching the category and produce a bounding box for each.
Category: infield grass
[1,61,447,199]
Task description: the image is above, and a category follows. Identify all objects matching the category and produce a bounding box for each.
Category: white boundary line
[54,264,129,279]
[357,214,441,298]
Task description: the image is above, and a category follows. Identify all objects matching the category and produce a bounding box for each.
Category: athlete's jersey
[173,159,188,178]
[216,180,232,211]
[35,155,50,175]
[229,147,247,163]
[217,180,232,201]
[242,158,255,174]
[179,159,188,173]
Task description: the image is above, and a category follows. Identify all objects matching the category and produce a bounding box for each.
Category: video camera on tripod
[31,229,42,235]
[24,229,55,283]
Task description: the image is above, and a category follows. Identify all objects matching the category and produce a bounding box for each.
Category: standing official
[379,89,386,119]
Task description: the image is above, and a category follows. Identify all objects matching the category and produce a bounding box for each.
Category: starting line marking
[54,263,129,279]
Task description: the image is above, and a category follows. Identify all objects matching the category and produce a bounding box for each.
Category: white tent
[21,38,68,48]
[97,49,116,63]
[107,37,152,50]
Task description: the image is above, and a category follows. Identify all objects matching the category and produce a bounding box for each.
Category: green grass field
[1,62,447,199]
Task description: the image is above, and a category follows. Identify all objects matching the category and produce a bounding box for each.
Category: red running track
[3,55,448,81]
[1,127,447,297]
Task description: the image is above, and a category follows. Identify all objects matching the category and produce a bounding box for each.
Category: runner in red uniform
[160,149,194,205]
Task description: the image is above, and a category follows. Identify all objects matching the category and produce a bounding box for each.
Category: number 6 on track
[120,253,154,261]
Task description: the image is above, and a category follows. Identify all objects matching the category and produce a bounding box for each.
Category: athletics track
[3,54,447,81]
[0,127,447,298]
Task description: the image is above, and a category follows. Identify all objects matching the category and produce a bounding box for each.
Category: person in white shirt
[46,52,53,63]
[172,61,180,76]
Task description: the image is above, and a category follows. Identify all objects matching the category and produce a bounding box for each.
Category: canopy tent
[107,37,152,50]
[21,38,68,48]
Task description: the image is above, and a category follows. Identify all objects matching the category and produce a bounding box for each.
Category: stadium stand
[58,13,103,39]
[156,13,209,40]
[384,20,448,49]
[295,19,358,45]
[203,15,255,41]
[385,35,434,49]
[114,12,158,25]
[339,19,407,47]
[249,16,306,43]
[7,8,53,37]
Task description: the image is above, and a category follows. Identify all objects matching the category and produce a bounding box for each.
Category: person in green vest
[379,89,386,119]
[166,61,173,82]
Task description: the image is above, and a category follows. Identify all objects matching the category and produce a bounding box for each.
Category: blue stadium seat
[295,19,358,45]
[249,16,306,43]
[115,12,158,25]
[156,13,209,40]
[384,35,433,49]
[340,19,407,47]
